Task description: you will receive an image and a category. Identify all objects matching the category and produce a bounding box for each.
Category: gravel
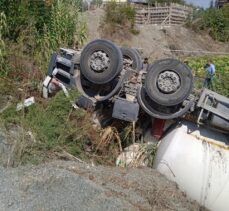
[0,161,206,211]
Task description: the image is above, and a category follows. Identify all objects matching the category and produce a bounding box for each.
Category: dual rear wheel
[80,39,143,84]
[79,39,193,119]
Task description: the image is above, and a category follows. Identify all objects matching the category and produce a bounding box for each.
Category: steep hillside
[86,8,229,61]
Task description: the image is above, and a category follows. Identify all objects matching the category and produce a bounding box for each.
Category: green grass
[185,56,229,97]
[0,90,95,165]
[1,53,228,166]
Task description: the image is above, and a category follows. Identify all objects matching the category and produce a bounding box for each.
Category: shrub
[190,5,229,42]
[104,2,135,27]
[0,0,90,165]
[0,90,98,165]
[35,0,87,70]
[0,0,87,77]
[102,2,137,37]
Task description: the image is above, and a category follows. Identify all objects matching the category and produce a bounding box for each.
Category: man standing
[203,60,216,89]
[143,57,149,70]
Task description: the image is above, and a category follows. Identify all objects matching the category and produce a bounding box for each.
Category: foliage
[104,2,135,28]
[0,0,52,40]
[46,0,78,48]
[0,90,98,165]
[102,2,138,38]
[0,0,87,75]
[186,56,229,96]
[0,0,88,41]
[36,1,77,67]
[35,0,87,70]
[1,0,87,48]
[190,5,229,42]
[192,7,205,19]
[0,0,89,165]
[0,12,7,70]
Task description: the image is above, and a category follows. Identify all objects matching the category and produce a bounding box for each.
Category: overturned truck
[42,39,229,211]
[43,39,228,134]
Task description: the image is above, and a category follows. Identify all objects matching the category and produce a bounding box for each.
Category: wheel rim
[89,51,110,73]
[137,86,193,119]
[157,70,180,94]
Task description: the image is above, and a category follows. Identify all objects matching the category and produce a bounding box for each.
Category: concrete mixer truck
[42,39,229,211]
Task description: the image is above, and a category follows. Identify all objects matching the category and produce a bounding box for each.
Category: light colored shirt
[206,63,216,75]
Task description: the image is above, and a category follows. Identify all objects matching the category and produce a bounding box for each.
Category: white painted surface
[154,121,229,211]
[16,97,35,111]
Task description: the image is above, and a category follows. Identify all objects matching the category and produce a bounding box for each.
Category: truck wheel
[137,86,194,119]
[145,59,193,106]
[121,47,142,71]
[80,39,123,84]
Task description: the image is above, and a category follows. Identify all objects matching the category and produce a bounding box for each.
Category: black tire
[80,39,123,84]
[121,47,142,71]
[137,86,194,119]
[145,59,193,106]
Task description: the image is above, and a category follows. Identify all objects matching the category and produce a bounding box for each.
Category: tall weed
[36,0,87,70]
[0,12,7,71]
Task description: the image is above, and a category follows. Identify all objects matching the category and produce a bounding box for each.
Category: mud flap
[112,98,139,122]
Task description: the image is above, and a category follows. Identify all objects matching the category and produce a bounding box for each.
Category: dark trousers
[203,77,214,89]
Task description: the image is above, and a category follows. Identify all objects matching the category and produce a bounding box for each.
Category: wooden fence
[135,4,193,25]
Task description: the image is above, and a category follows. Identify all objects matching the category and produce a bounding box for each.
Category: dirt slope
[0,161,206,211]
[0,126,207,210]
[86,8,229,61]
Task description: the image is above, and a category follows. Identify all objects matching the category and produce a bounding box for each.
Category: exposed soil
[0,125,207,210]
[0,161,207,211]
[86,8,229,61]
